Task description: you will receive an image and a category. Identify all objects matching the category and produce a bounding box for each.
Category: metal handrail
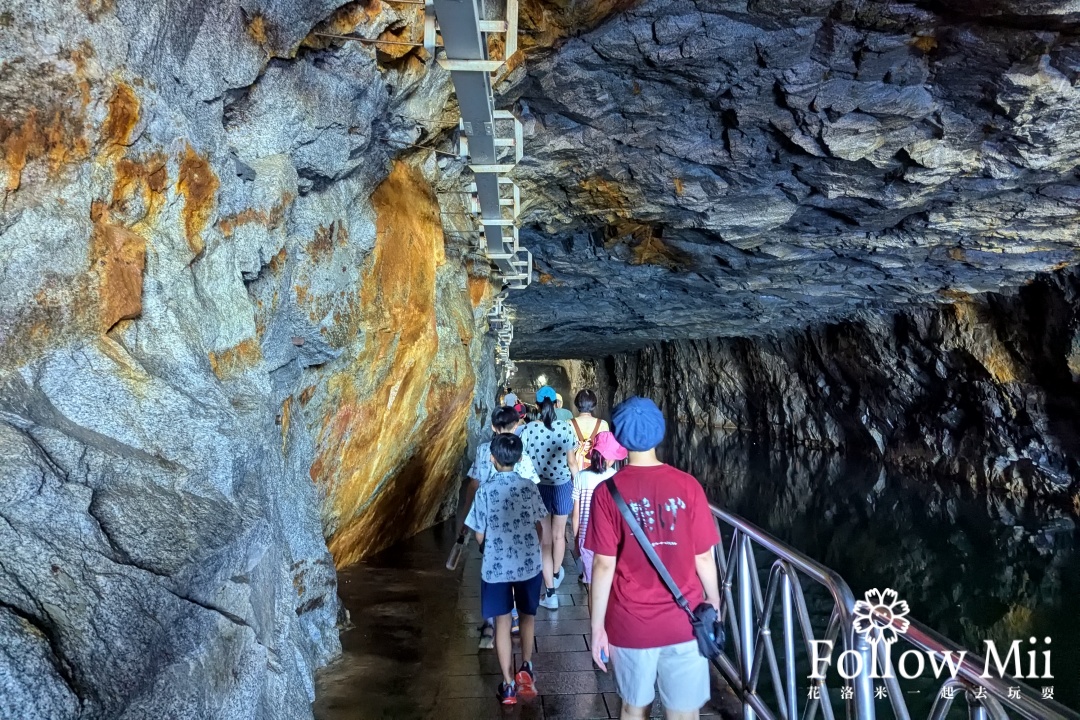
[708,503,1079,720]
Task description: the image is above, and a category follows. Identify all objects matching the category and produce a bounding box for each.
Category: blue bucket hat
[536,385,557,403]
[611,396,666,452]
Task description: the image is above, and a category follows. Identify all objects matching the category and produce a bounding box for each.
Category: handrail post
[852,634,876,720]
[781,570,796,720]
[708,504,1079,720]
[738,533,756,720]
[966,691,989,720]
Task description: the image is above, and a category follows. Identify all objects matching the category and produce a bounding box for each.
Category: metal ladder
[710,504,1079,720]
[428,0,527,370]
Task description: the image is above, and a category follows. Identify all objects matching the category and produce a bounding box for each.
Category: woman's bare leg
[540,515,555,590]
[551,514,568,578]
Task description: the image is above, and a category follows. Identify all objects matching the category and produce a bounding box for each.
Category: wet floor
[313,520,736,719]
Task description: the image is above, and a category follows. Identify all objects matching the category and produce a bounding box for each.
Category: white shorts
[610,639,709,711]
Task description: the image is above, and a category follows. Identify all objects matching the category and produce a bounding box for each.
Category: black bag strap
[605,477,695,621]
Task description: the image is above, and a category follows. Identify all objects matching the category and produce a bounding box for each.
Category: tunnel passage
[506,361,572,407]
[5,0,1080,717]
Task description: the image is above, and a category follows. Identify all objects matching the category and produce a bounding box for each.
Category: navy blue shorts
[538,482,574,516]
[481,572,544,618]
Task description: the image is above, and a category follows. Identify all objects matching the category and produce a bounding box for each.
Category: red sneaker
[515,662,537,699]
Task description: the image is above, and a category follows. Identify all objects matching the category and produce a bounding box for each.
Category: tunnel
[2,0,1080,718]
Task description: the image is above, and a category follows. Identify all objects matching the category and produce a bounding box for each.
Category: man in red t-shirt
[585,396,720,719]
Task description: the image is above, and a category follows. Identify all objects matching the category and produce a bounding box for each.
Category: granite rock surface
[0,0,497,717]
[6,0,1080,714]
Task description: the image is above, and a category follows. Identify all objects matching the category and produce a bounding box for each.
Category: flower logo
[853,588,911,645]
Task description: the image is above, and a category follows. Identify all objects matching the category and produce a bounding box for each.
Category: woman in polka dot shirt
[519,396,579,609]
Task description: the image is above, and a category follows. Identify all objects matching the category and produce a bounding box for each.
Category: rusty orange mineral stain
[90,201,147,331]
[269,246,288,272]
[218,194,293,237]
[177,144,219,256]
[110,153,168,224]
[308,223,338,262]
[631,233,687,269]
[100,83,139,156]
[281,397,293,455]
[950,301,1022,384]
[246,14,270,47]
[208,338,262,380]
[0,46,100,193]
[468,275,492,308]
[0,75,156,370]
[301,0,383,49]
[375,9,425,61]
[911,34,938,54]
[517,0,640,51]
[938,288,971,302]
[76,0,115,21]
[580,175,634,220]
[1,165,150,367]
[1,107,89,192]
[311,161,476,567]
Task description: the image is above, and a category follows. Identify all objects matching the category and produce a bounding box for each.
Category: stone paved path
[313,521,734,719]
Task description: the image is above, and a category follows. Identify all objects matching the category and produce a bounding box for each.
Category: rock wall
[505,0,1080,358]
[608,269,1080,508]
[0,1,497,717]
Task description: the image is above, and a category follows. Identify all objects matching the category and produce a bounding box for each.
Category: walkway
[313,520,735,719]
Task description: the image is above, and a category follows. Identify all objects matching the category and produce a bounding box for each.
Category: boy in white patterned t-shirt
[457,406,540,649]
[465,433,548,704]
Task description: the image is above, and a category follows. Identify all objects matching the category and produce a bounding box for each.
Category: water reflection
[660,425,1080,711]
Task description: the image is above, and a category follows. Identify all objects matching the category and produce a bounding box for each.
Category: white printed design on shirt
[628,496,687,541]
[663,497,686,531]
[628,497,656,531]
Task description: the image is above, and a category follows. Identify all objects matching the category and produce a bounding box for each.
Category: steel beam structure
[430,0,530,283]
[429,0,529,365]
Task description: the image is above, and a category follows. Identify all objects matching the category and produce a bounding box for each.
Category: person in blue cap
[584,396,721,720]
[535,385,557,404]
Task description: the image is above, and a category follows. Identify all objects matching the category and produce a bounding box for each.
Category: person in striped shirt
[570,431,627,608]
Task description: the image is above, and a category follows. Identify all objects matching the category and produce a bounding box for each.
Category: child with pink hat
[570,431,627,602]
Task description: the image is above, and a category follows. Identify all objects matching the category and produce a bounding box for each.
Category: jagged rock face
[605,269,1080,505]
[1,1,496,717]
[505,0,1080,358]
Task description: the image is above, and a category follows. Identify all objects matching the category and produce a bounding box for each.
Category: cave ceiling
[500,0,1080,358]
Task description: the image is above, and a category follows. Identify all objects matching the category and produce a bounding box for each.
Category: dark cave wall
[506,0,1080,358]
[608,270,1080,504]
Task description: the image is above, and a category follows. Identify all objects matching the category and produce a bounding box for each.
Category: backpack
[571,418,602,470]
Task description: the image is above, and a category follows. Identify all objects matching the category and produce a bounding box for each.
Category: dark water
[660,425,1080,714]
